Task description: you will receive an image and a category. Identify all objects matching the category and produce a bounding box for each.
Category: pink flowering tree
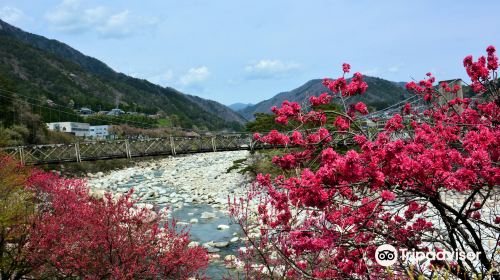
[25,170,208,279]
[231,46,500,279]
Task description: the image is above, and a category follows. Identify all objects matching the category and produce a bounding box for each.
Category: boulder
[205,246,220,253]
[230,237,239,243]
[224,254,237,262]
[217,224,230,230]
[212,241,229,248]
[200,212,217,219]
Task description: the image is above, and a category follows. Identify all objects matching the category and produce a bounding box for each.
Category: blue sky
[0,0,499,105]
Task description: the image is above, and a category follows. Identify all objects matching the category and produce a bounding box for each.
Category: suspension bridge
[0,135,263,165]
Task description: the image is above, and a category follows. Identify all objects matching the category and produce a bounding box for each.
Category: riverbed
[86,151,254,279]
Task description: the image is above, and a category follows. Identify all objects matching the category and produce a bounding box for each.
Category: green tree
[0,155,34,279]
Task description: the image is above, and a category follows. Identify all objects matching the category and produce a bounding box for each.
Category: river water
[112,169,245,279]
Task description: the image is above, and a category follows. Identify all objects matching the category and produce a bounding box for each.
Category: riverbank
[86,151,253,210]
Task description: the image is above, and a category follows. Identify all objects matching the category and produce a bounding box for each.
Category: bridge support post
[125,140,132,159]
[75,143,81,163]
[19,147,25,165]
[248,135,254,152]
[211,137,217,152]
[170,137,176,155]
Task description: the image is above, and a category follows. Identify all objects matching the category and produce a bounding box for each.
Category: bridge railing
[0,134,255,165]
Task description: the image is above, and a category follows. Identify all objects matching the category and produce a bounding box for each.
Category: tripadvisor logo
[374,244,481,267]
[375,244,398,266]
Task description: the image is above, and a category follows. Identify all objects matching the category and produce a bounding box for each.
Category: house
[46,122,91,137]
[107,108,125,116]
[79,107,94,115]
[89,125,112,139]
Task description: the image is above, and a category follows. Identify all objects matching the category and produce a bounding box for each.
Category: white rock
[212,241,229,248]
[209,254,221,261]
[189,218,198,224]
[230,237,239,243]
[217,224,230,230]
[200,212,217,219]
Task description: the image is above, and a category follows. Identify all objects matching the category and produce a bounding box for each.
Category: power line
[0,88,156,128]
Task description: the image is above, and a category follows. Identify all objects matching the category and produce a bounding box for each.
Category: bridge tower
[438,79,463,112]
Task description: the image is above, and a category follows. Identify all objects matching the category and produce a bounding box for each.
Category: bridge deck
[1,135,257,165]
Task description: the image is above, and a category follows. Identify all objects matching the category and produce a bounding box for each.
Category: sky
[0,0,499,105]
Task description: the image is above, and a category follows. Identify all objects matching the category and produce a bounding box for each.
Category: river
[86,151,253,279]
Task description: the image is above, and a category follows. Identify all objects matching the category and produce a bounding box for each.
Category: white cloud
[388,64,403,73]
[388,66,399,72]
[361,67,379,76]
[148,70,174,86]
[179,66,210,85]
[0,6,32,25]
[44,0,158,38]
[245,59,299,79]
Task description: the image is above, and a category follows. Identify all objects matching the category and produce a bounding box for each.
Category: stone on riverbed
[212,241,229,248]
[230,237,239,243]
[208,254,221,261]
[200,212,217,219]
[189,218,198,224]
[217,224,230,230]
[205,246,220,253]
[188,241,200,248]
[157,196,169,204]
[225,254,237,262]
[224,255,238,269]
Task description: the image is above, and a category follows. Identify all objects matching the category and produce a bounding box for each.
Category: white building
[46,122,91,137]
[89,125,111,139]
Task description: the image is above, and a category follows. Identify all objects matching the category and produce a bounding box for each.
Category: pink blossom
[354,102,368,115]
[342,63,351,73]
[380,190,396,201]
[334,116,350,131]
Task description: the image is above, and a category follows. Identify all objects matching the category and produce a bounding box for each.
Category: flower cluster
[259,130,290,145]
[272,100,302,125]
[487,45,498,70]
[463,46,498,93]
[354,102,368,115]
[333,116,350,131]
[309,92,333,106]
[406,73,436,101]
[342,63,351,73]
[322,66,368,97]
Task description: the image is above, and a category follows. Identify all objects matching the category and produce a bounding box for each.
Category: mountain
[0,19,245,131]
[184,95,248,126]
[228,103,254,111]
[239,77,412,120]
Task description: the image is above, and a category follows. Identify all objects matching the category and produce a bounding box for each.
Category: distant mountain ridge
[0,19,246,131]
[239,76,412,120]
[228,103,254,111]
